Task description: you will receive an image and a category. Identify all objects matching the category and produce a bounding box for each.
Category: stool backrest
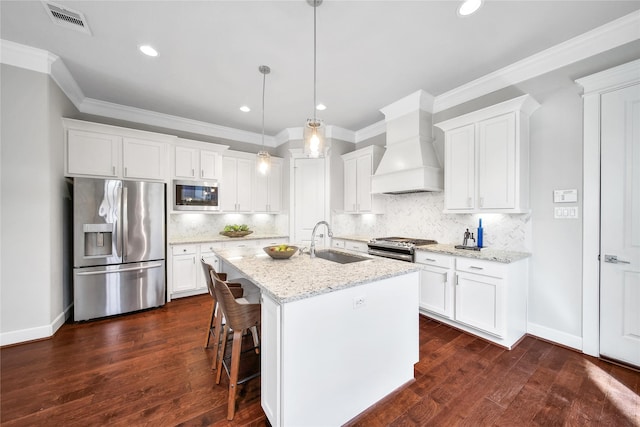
[200,259,221,298]
[211,273,261,331]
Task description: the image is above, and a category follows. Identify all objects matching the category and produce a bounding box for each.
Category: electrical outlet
[353,296,366,309]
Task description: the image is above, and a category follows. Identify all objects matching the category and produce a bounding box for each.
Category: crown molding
[433,9,640,113]
[0,39,56,74]
[50,56,85,107]
[327,125,355,143]
[79,97,276,147]
[355,120,386,142]
[575,58,640,95]
[380,89,435,121]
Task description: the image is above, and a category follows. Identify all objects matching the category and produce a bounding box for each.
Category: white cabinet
[415,252,454,319]
[342,146,384,213]
[64,119,171,181]
[416,250,528,349]
[221,153,254,212]
[330,238,368,253]
[122,137,166,180]
[254,157,283,213]
[435,95,539,213]
[169,242,223,299]
[174,140,225,181]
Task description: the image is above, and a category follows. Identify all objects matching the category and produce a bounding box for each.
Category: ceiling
[1,1,639,139]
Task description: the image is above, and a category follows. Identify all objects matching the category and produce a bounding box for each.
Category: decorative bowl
[220,230,253,238]
[263,245,298,260]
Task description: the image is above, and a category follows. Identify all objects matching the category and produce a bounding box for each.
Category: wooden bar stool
[212,274,261,421]
[200,260,243,369]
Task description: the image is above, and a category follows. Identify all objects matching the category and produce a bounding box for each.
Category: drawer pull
[425,258,436,262]
[470,266,484,270]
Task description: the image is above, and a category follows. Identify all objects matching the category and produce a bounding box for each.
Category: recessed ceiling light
[240,105,251,112]
[139,44,158,57]
[316,103,326,111]
[458,0,482,16]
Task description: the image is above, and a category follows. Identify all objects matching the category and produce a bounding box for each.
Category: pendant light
[303,0,325,158]
[257,65,272,174]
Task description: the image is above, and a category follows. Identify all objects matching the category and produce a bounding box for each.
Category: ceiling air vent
[42,1,92,35]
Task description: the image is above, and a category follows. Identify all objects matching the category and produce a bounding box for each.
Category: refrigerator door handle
[122,186,128,262]
[75,263,164,276]
[114,184,123,259]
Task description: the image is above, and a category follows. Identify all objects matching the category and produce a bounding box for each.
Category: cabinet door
[200,150,220,180]
[419,266,453,318]
[123,137,166,180]
[221,157,238,211]
[356,154,373,212]
[444,124,475,210]
[478,113,516,209]
[235,158,254,212]
[344,157,358,213]
[172,254,198,293]
[175,146,198,179]
[455,272,504,337]
[254,169,270,212]
[268,161,283,212]
[67,129,120,177]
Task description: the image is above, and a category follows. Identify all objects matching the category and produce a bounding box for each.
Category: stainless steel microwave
[173,180,219,211]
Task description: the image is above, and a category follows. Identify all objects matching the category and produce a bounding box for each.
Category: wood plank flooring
[2,294,638,426]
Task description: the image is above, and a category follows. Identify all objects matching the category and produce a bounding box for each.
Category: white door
[293,157,326,247]
[600,83,640,368]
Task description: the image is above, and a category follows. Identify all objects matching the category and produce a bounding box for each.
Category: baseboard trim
[0,303,73,347]
[527,321,582,351]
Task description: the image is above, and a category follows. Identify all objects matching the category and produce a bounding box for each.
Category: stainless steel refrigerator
[73,178,166,321]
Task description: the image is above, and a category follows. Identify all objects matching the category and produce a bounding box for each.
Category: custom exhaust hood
[371,90,443,194]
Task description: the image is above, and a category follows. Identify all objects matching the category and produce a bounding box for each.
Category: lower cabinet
[416,251,528,349]
[331,238,368,253]
[168,238,288,300]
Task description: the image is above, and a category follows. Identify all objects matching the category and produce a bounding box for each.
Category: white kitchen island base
[261,271,420,427]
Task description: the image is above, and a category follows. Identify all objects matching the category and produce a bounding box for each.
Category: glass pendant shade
[304,119,325,158]
[257,150,271,174]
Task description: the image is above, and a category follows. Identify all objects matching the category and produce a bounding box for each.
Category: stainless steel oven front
[173,180,219,211]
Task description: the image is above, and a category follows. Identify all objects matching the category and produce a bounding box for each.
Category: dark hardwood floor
[2,294,638,426]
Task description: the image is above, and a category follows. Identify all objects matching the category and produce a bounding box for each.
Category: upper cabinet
[221,152,255,212]
[342,146,384,213]
[434,95,539,213]
[254,157,283,213]
[64,119,172,182]
[173,138,226,181]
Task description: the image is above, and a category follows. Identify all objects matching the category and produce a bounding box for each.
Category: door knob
[604,255,630,264]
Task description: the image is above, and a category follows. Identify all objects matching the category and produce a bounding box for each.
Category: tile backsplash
[168,213,288,241]
[332,192,531,252]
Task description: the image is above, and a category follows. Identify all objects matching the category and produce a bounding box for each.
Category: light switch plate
[554,189,578,203]
[554,206,579,219]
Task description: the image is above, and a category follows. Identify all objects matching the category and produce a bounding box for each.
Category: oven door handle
[367,248,414,262]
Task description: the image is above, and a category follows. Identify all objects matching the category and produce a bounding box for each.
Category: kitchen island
[215,247,420,427]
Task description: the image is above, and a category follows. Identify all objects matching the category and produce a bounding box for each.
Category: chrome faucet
[310,221,333,258]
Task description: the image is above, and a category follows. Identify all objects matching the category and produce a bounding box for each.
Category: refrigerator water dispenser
[83,223,114,257]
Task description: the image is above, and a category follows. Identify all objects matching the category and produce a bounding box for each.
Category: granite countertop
[215,247,419,304]
[416,243,531,263]
[169,234,289,245]
[332,235,371,243]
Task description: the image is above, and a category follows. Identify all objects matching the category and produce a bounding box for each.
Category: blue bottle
[477,218,483,248]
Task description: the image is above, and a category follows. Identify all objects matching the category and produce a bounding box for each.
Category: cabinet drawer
[344,241,368,253]
[223,240,255,249]
[415,251,453,269]
[172,244,197,256]
[456,257,505,278]
[332,239,345,249]
[199,242,223,254]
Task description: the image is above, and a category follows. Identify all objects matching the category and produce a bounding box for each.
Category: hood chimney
[371,90,443,194]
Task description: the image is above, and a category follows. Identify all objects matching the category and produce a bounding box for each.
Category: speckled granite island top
[416,243,531,263]
[169,234,288,245]
[215,247,420,304]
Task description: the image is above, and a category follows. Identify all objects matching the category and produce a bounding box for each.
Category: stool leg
[211,306,224,370]
[227,328,243,421]
[216,324,229,384]
[204,299,216,348]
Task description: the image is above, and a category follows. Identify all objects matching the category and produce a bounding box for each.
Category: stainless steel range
[368,237,438,262]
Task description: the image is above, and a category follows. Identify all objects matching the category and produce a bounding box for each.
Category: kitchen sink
[313,250,370,264]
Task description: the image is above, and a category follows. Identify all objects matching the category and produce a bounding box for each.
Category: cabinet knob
[183,249,187,252]
[192,168,195,177]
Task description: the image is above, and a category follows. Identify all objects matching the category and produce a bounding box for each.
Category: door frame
[576,58,640,357]
[288,148,332,244]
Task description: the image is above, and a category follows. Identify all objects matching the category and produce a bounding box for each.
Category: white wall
[0,64,77,345]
